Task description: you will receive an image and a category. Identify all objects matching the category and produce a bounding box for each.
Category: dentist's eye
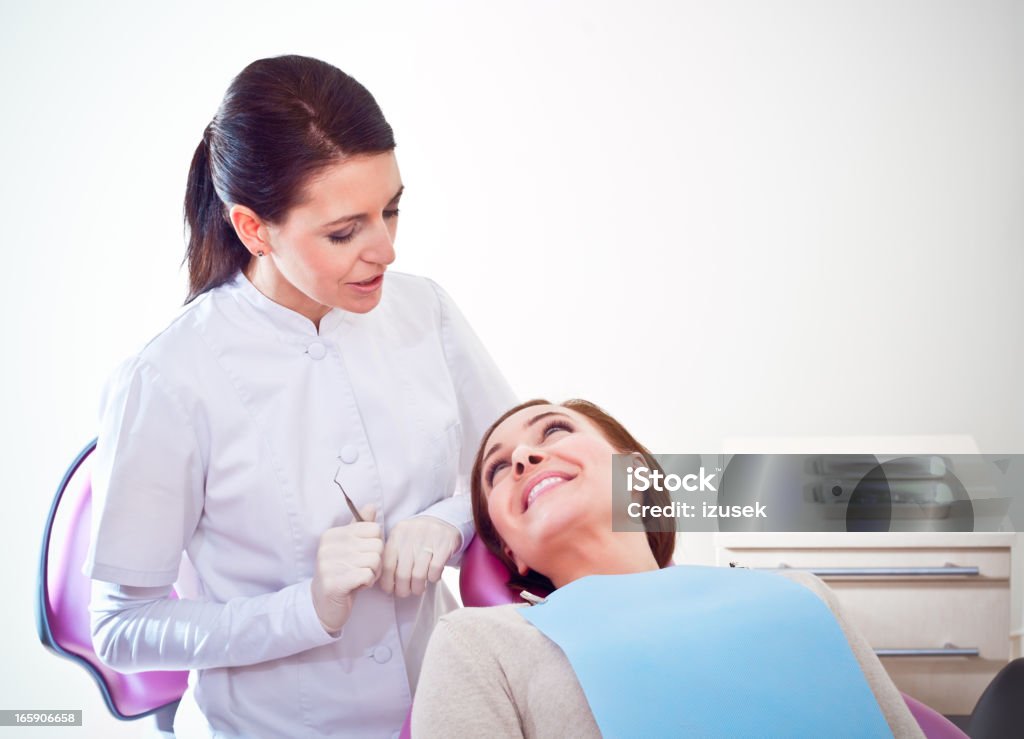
[383,208,400,219]
[541,419,574,439]
[328,229,356,244]
[485,460,509,487]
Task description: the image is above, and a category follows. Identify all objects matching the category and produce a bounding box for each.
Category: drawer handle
[875,645,980,658]
[772,565,980,577]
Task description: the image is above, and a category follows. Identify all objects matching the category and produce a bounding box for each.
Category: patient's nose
[512,448,544,477]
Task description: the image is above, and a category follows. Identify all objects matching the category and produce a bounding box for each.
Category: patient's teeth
[526,477,565,509]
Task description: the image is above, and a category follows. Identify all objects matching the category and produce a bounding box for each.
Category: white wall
[3,1,1022,734]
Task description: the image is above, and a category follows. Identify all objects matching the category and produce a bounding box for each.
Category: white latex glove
[379,516,461,598]
[311,505,383,634]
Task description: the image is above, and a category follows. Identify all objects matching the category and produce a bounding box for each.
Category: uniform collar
[228,272,350,337]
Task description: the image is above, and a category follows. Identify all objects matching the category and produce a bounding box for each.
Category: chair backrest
[37,440,189,720]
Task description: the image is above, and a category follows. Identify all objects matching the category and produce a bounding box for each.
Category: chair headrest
[459,536,522,607]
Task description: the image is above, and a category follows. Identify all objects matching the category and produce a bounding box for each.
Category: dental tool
[519,590,547,605]
[333,463,365,522]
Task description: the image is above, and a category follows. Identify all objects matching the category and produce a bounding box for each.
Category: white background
[3,1,1022,735]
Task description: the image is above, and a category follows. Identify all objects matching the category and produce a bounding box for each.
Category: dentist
[85,55,514,738]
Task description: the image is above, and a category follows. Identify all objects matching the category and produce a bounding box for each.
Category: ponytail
[183,128,249,303]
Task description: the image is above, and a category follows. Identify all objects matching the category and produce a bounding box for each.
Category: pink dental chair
[37,440,188,724]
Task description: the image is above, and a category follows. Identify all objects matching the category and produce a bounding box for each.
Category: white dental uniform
[84,271,515,738]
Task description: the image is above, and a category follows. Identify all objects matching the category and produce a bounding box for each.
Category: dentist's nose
[363,223,396,266]
[511,446,544,478]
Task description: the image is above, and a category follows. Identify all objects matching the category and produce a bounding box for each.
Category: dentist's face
[241,151,402,320]
[479,404,617,575]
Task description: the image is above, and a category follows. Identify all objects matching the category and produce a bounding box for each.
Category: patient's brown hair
[470,399,676,595]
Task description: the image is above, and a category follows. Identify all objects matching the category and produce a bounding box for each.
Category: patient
[412,400,925,738]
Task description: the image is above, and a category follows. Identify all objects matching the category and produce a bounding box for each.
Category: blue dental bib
[520,566,890,738]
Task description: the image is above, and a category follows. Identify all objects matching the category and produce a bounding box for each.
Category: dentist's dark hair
[183,55,396,302]
[470,399,676,597]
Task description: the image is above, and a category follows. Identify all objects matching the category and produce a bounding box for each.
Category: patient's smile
[524,473,572,511]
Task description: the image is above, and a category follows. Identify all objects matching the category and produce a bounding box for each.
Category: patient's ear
[505,546,529,576]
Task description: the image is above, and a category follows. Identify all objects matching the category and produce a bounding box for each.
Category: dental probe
[333,463,365,522]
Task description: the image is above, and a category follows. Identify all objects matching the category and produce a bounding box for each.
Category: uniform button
[307,341,326,360]
[372,645,392,664]
[339,445,359,464]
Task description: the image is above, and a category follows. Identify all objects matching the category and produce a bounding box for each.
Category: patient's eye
[541,419,573,439]
[485,460,509,488]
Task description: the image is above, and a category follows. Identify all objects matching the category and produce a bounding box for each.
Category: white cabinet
[712,532,1014,716]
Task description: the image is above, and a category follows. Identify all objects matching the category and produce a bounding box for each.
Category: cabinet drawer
[828,581,1010,660]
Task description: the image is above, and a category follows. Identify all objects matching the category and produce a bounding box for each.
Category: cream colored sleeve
[784,571,925,739]
[412,616,524,738]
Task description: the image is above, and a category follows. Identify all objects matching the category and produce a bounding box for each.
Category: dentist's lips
[347,273,384,293]
[522,472,574,511]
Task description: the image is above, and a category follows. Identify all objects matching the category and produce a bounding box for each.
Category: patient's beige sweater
[412,571,925,738]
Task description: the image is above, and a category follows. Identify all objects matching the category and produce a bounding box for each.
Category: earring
[256,250,265,257]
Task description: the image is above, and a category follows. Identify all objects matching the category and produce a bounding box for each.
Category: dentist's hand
[379,516,461,598]
[311,505,383,634]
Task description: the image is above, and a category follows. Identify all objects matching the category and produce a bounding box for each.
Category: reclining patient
[412,399,924,738]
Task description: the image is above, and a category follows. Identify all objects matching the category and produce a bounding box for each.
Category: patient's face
[479,404,617,575]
